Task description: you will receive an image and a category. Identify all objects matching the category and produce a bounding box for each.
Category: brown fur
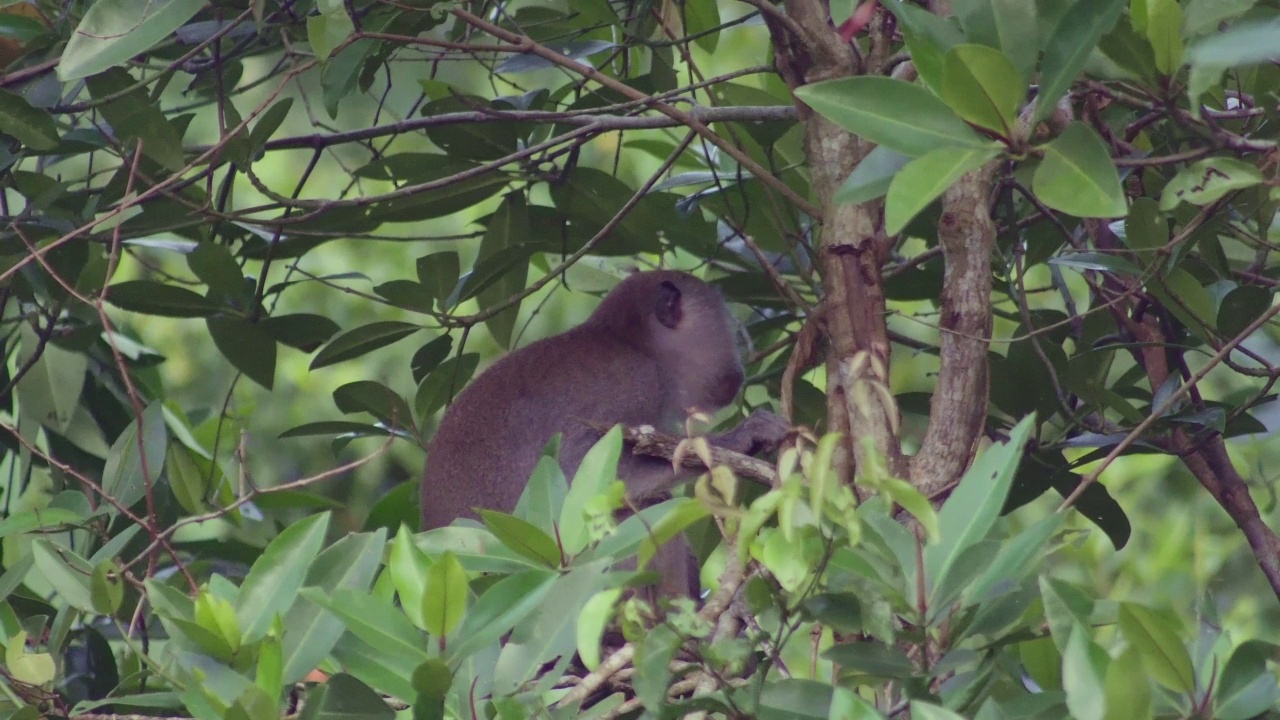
[420,270,786,596]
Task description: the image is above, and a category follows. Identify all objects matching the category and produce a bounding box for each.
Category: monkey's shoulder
[481,328,660,386]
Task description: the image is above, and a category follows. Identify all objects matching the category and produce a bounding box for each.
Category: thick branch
[807,118,905,479]
[586,422,779,491]
[766,1,905,481]
[910,165,998,496]
[1072,222,1280,601]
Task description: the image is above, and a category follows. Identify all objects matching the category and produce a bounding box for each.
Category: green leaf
[101,403,167,512]
[261,313,340,352]
[167,440,209,512]
[207,317,277,390]
[90,560,125,615]
[6,631,56,686]
[306,6,354,62]
[575,588,622,671]
[793,76,988,157]
[925,416,1034,604]
[1099,16,1158,81]
[1159,157,1264,211]
[825,640,917,678]
[329,634,416,700]
[299,674,392,720]
[279,421,390,439]
[549,168,688,255]
[0,554,34,604]
[1041,577,1095,651]
[478,510,561,567]
[491,561,613,695]
[1063,624,1109,720]
[0,89,58,150]
[450,570,558,661]
[409,335,453,384]
[960,513,1063,607]
[31,540,94,612]
[988,0,1039,80]
[303,588,430,667]
[0,9,47,44]
[310,321,421,370]
[1151,268,1216,338]
[1187,18,1280,69]
[1034,0,1126,122]
[15,323,87,433]
[247,98,293,157]
[387,528,432,628]
[1033,122,1127,218]
[422,551,467,638]
[413,354,480,421]
[333,380,414,430]
[235,512,330,642]
[1019,637,1063,691]
[835,145,911,205]
[421,96,519,161]
[1105,647,1153,720]
[911,702,967,720]
[188,243,245,297]
[634,624,681,711]
[411,661,452,720]
[882,0,963,92]
[373,280,433,314]
[106,280,220,317]
[941,44,1024,135]
[1049,252,1143,276]
[1117,603,1196,694]
[281,529,386,684]
[475,193,530,349]
[416,252,460,306]
[1215,640,1280,719]
[0,508,85,540]
[756,679,837,719]
[559,426,623,555]
[513,453,569,534]
[686,0,720,52]
[1143,0,1184,74]
[637,498,711,570]
[85,69,185,171]
[885,145,1000,234]
[1218,285,1272,338]
[59,0,208,80]
[1183,0,1258,37]
[1124,196,1166,261]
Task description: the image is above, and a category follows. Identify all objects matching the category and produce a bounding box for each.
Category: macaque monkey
[420,270,788,597]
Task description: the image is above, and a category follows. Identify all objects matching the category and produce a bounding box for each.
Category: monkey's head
[590,270,746,415]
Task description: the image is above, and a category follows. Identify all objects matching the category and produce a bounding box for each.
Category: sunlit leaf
[59,0,207,80]
[794,76,987,157]
[885,144,1000,234]
[1033,123,1126,218]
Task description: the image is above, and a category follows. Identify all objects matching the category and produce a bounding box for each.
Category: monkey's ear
[654,280,683,329]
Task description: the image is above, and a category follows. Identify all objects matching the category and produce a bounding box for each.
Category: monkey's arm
[706,410,790,456]
[594,410,790,502]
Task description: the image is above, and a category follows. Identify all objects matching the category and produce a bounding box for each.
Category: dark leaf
[106,281,220,317]
[262,313,341,352]
[207,316,277,390]
[187,242,246,297]
[333,380,415,430]
[311,321,422,370]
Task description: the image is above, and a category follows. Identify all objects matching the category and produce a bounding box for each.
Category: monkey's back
[419,327,669,530]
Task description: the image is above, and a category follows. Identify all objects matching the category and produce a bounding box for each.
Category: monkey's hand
[712,410,790,457]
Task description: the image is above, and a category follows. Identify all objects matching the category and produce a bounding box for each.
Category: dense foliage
[3,0,1280,717]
